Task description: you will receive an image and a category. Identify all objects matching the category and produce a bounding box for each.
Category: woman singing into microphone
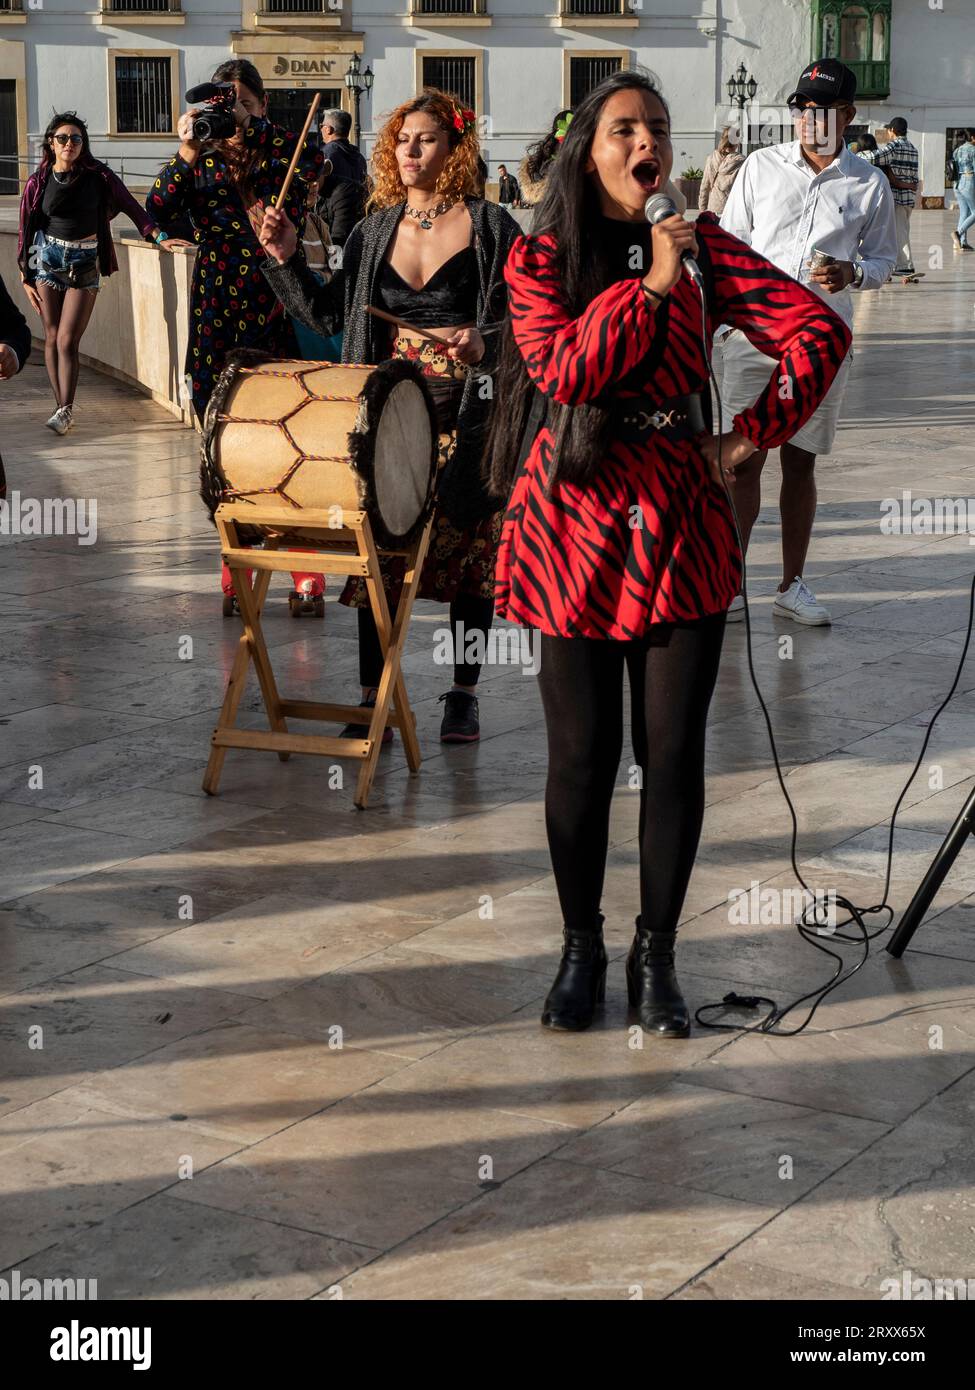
[485,70,851,1037]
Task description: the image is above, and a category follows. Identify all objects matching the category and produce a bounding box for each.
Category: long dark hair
[210,58,267,196]
[485,70,671,497]
[523,108,572,187]
[41,111,92,168]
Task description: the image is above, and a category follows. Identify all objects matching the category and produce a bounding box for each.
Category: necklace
[52,168,76,184]
[404,195,459,230]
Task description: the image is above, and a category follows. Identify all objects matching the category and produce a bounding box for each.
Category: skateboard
[900,271,925,284]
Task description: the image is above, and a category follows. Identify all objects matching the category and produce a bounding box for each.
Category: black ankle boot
[541,919,607,1031]
[626,920,690,1038]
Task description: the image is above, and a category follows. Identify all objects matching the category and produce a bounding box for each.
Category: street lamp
[725,62,758,153]
[345,52,374,152]
[726,61,758,109]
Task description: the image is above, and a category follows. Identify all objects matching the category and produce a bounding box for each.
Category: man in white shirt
[719,58,896,624]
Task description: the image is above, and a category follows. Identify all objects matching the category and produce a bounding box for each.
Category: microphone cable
[686,269,975,1036]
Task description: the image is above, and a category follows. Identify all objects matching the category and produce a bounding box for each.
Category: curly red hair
[368,89,481,211]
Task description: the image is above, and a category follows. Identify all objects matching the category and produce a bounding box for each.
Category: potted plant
[677,165,704,209]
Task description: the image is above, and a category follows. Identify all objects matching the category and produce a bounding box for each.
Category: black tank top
[41,169,102,241]
[376,243,479,328]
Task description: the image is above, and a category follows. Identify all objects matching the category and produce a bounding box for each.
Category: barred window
[421,56,476,111]
[569,55,623,107]
[566,0,626,13]
[418,0,476,11]
[115,56,173,135]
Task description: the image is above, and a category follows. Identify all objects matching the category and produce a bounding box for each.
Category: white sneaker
[773,576,831,626]
[726,593,745,623]
[47,406,75,436]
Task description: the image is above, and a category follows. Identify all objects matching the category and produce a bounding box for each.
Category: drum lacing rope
[217,363,363,506]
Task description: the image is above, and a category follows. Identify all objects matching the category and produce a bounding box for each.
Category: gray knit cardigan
[262,196,521,524]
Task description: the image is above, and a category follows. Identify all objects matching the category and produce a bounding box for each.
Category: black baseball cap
[786,59,857,107]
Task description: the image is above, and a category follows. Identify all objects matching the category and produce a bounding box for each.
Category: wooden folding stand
[202,500,434,809]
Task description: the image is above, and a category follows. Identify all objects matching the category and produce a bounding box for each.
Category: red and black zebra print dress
[494,210,852,638]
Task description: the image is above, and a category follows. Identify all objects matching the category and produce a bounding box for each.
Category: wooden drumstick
[272,93,321,209]
[367,305,475,348]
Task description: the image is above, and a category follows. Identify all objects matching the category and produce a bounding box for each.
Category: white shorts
[717,328,854,456]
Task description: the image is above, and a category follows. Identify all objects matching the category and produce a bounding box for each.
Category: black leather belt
[611,391,707,444]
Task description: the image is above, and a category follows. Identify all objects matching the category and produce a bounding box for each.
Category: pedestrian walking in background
[699,127,745,215]
[950,129,975,252]
[858,117,919,275]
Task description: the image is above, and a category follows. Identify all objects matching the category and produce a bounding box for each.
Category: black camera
[185,82,238,143]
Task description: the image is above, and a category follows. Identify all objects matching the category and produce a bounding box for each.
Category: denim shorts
[32,229,101,292]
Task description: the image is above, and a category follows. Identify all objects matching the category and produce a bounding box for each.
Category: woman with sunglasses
[17,111,189,435]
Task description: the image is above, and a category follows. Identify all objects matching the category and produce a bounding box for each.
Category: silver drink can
[809,247,836,269]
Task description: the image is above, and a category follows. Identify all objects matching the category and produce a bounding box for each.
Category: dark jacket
[317,172,366,247]
[0,272,31,371]
[262,196,521,524]
[320,138,367,185]
[18,157,158,285]
[498,173,521,204]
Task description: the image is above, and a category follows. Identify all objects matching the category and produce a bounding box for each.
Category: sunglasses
[788,103,848,116]
[52,134,83,146]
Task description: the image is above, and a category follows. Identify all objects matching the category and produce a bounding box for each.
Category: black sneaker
[438,689,480,743]
[340,690,393,744]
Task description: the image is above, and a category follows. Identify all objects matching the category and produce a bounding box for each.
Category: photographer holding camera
[147,59,324,427]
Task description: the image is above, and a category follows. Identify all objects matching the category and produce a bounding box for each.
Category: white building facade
[0,0,971,200]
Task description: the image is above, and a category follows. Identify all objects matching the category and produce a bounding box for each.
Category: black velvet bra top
[376,242,479,328]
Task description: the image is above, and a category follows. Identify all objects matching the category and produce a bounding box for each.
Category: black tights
[39,284,97,408]
[358,592,496,689]
[536,613,726,936]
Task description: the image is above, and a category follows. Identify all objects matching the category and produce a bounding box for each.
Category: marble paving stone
[555,1081,889,1204]
[803,823,975,893]
[725,1067,975,1295]
[12,1194,374,1300]
[0,820,156,905]
[396,878,636,971]
[330,1159,776,1300]
[0,1091,238,1269]
[675,1258,879,1300]
[0,963,257,1116]
[239,943,550,1061]
[356,963,751,1130]
[72,1020,412,1144]
[40,787,270,850]
[0,801,41,831]
[0,738,210,812]
[172,1085,575,1251]
[680,950,975,1125]
[0,702,166,771]
[107,893,439,999]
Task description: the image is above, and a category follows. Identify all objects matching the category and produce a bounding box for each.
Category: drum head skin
[200,351,439,550]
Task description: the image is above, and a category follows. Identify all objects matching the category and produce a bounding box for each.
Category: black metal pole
[887,783,975,957]
[353,86,362,151]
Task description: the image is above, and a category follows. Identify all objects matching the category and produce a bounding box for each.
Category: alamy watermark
[728,880,837,930]
[0,491,97,545]
[881,1269,974,1300]
[433,621,540,676]
[880,491,975,538]
[0,1267,97,1299]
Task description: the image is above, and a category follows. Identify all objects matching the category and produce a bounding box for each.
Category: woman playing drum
[258,90,520,744]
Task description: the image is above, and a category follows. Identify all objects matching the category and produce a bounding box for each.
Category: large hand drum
[201,355,439,548]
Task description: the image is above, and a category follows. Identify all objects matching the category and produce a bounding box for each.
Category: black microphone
[644,194,705,291]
